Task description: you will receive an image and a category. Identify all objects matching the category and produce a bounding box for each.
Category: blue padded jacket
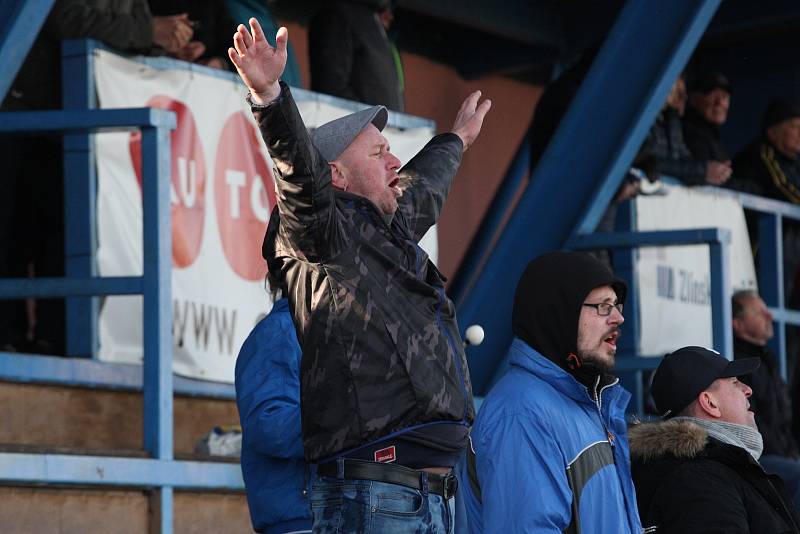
[235,298,312,534]
[457,338,641,533]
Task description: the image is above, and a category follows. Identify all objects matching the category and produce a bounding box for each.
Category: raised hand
[450,90,492,153]
[228,19,287,104]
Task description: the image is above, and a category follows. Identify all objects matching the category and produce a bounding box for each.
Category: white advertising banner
[635,184,757,355]
[93,50,436,383]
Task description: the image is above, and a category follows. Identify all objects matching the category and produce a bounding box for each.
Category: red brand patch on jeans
[374,445,396,463]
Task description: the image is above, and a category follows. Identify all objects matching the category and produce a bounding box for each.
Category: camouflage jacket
[255,83,475,462]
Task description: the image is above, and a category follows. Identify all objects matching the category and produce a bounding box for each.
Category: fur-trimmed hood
[628,419,709,462]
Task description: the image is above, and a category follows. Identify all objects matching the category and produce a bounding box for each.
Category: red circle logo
[214,112,276,281]
[129,96,206,268]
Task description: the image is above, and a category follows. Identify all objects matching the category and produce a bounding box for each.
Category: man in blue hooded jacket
[235,286,312,534]
[458,251,641,533]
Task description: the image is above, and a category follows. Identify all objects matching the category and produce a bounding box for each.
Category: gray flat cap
[310,105,388,162]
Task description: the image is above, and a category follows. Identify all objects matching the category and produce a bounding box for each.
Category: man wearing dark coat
[732,290,800,509]
[683,71,732,164]
[309,0,403,111]
[229,19,490,533]
[630,346,800,533]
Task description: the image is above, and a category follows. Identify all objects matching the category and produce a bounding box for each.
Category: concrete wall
[0,382,239,454]
[0,487,251,534]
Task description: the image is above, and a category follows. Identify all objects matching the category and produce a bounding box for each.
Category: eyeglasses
[582,302,624,316]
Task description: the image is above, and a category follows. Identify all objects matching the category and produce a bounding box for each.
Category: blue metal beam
[456,0,721,394]
[0,108,176,133]
[0,353,236,399]
[141,127,174,462]
[0,453,243,489]
[570,228,730,249]
[0,276,142,298]
[63,38,100,359]
[0,0,56,101]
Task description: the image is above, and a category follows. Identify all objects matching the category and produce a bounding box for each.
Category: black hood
[512,251,627,375]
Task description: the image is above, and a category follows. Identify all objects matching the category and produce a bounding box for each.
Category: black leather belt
[317,458,458,499]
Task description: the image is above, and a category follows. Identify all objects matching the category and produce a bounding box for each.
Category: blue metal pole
[150,487,173,534]
[456,0,722,394]
[62,38,99,358]
[758,213,787,379]
[710,231,733,360]
[141,125,173,463]
[142,123,174,533]
[611,199,643,415]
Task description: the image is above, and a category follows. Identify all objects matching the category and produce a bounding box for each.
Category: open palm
[228,19,287,102]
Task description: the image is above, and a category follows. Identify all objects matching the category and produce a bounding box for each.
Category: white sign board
[635,184,756,355]
[94,50,436,382]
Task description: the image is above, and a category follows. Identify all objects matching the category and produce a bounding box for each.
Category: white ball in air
[465,325,485,346]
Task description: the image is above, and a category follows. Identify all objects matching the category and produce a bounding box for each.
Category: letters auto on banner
[94,50,435,383]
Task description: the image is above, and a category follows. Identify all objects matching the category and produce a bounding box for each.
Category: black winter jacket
[256,83,474,462]
[683,106,730,162]
[733,138,800,203]
[630,419,800,533]
[641,108,706,185]
[309,1,403,111]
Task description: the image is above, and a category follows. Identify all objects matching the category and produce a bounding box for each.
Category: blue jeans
[310,475,455,533]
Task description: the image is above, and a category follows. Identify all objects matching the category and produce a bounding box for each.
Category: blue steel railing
[711,187,800,382]
[0,105,195,532]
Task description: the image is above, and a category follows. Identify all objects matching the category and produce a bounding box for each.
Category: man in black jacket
[732,290,800,509]
[229,19,490,533]
[309,0,403,111]
[630,346,800,533]
[683,71,733,165]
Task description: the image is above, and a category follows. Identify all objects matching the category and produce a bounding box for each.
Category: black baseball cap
[689,72,731,95]
[651,346,760,418]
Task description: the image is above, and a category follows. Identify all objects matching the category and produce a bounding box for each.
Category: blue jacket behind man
[235,298,312,534]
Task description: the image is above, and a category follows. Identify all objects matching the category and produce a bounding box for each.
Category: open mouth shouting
[388,175,402,197]
[603,330,620,351]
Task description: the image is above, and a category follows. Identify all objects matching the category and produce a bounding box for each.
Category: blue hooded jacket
[458,337,641,533]
[235,298,312,534]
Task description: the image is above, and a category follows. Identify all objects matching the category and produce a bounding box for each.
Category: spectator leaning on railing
[683,71,733,165]
[638,74,732,186]
[731,100,800,308]
[732,99,800,201]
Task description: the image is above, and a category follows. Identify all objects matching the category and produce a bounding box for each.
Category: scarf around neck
[675,416,764,461]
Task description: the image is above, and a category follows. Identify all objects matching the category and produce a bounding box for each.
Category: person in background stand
[639,73,731,186]
[731,290,800,510]
[149,0,237,70]
[309,0,404,111]
[683,71,733,167]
